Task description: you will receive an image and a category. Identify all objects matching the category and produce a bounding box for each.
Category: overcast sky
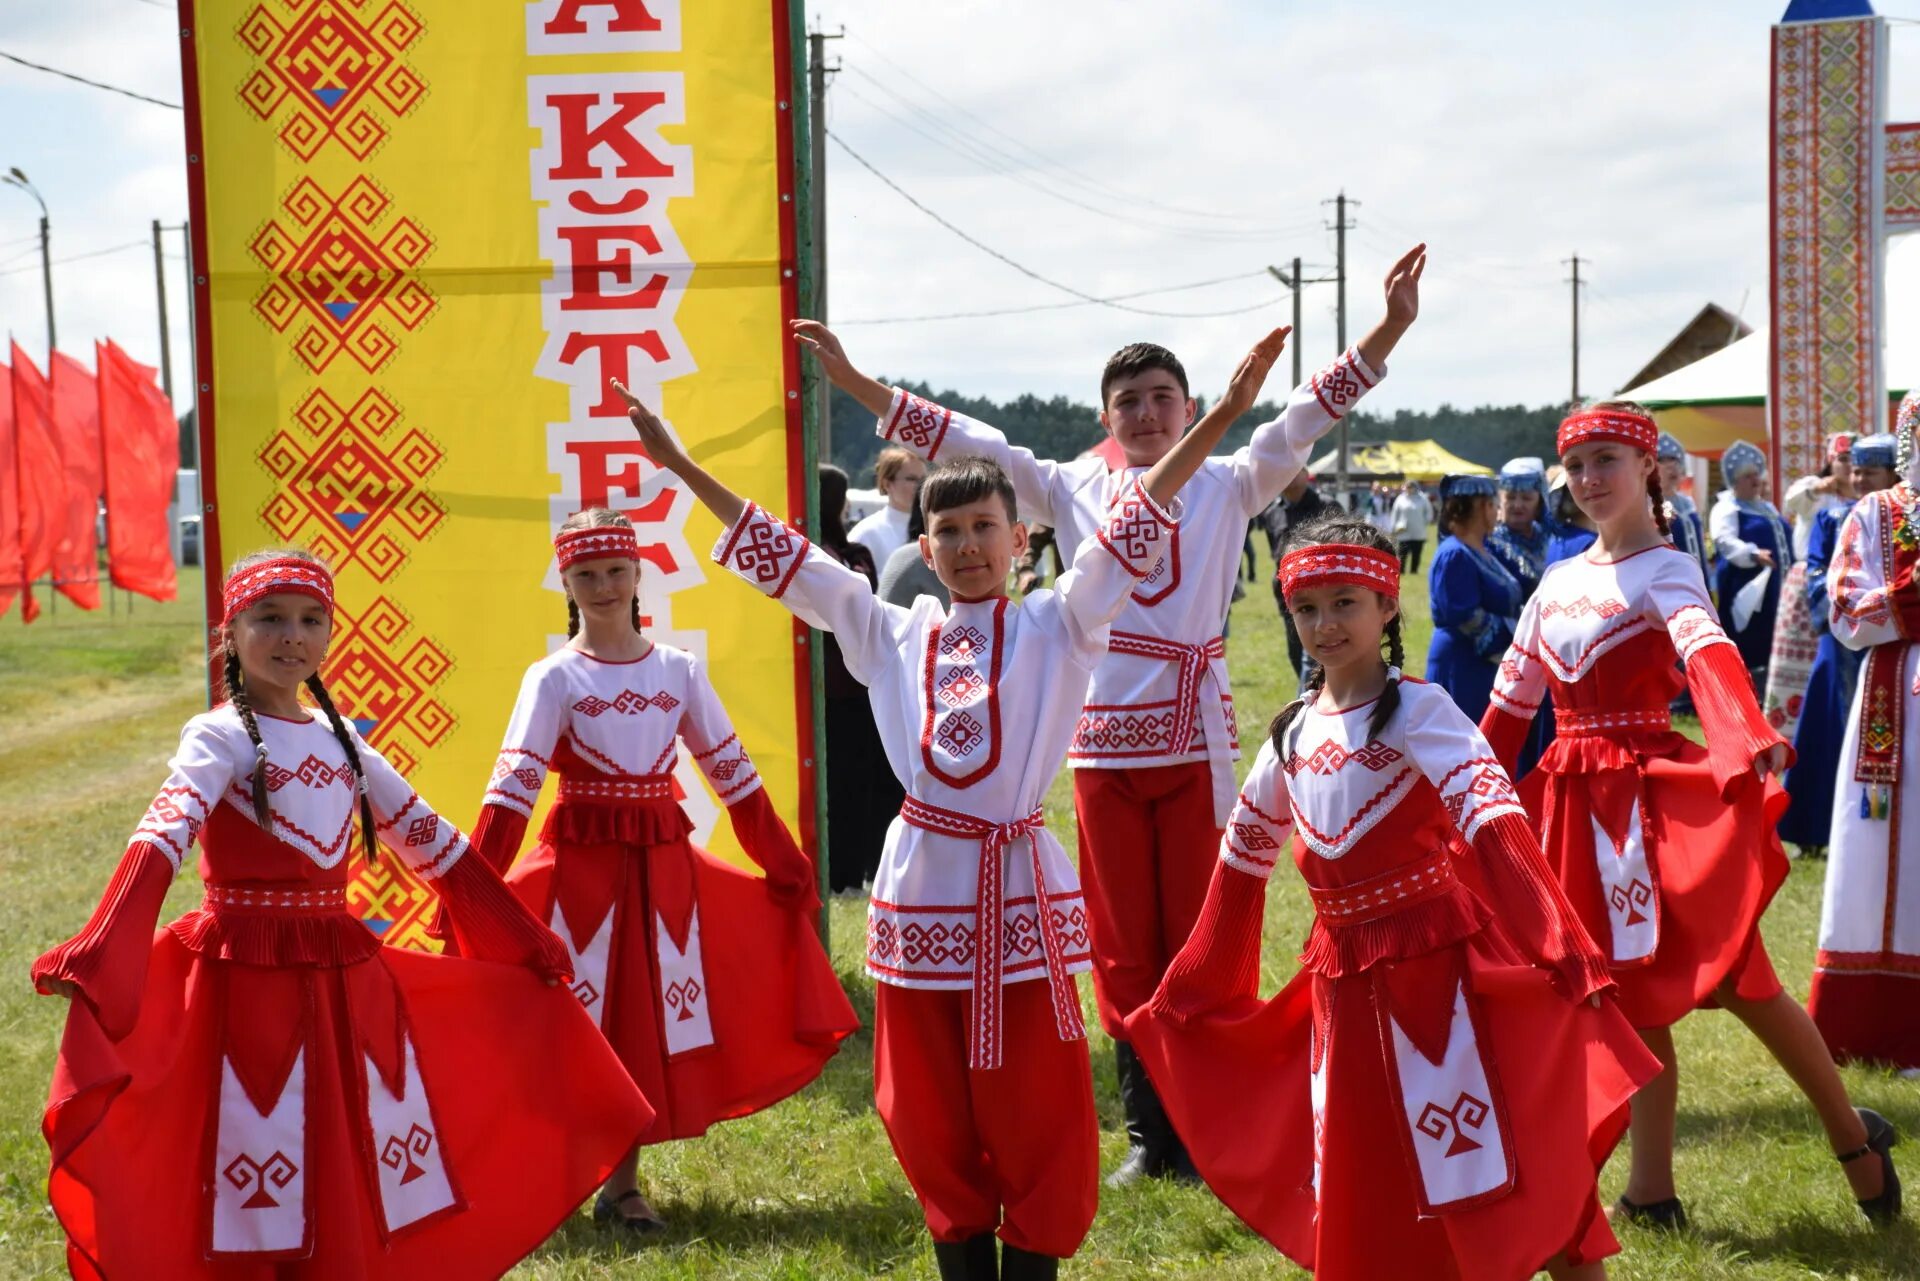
[10,1,1920,417]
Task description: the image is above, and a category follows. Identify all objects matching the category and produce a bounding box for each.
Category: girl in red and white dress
[31,550,650,1281]
[1126,517,1655,1280]
[469,509,857,1231]
[1480,403,1901,1229]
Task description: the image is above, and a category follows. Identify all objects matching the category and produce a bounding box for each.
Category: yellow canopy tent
[1303,439,1494,483]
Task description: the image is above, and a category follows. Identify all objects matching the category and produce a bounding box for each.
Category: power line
[843,30,1312,231]
[0,49,181,109]
[836,68,1322,244]
[829,129,1284,319]
[0,239,148,276]
[839,269,1279,324]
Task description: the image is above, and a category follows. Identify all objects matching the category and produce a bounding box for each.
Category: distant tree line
[825,379,1567,486]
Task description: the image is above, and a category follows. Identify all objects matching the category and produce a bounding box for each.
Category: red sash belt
[1854,640,1910,820]
[1554,706,1671,736]
[1109,630,1225,756]
[555,772,677,803]
[1308,847,1457,926]
[898,796,1085,1069]
[202,880,348,915]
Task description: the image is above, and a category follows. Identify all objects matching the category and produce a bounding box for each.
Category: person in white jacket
[1389,479,1433,572]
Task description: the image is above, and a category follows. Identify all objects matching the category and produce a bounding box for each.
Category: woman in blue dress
[1710,440,1793,691]
[1779,433,1901,855]
[1487,457,1554,598]
[1427,473,1524,723]
[1545,467,1598,565]
[1656,432,1713,587]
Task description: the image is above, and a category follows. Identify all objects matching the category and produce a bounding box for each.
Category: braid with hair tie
[566,596,580,639]
[305,673,378,864]
[1646,471,1671,539]
[1267,662,1328,755]
[631,597,644,636]
[223,646,274,831]
[1367,617,1407,742]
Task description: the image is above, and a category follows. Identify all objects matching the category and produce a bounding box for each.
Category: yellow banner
[182,0,813,948]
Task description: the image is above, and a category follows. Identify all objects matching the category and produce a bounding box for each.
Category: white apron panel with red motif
[552,900,616,1028]
[1385,981,1514,1213]
[1592,800,1659,963]
[657,907,717,1056]
[364,1033,460,1234]
[211,1050,309,1257]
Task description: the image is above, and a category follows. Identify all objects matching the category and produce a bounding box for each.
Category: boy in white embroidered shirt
[606,325,1286,1280]
[792,244,1425,1185]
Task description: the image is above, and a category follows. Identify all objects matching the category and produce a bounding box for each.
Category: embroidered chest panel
[230,723,367,869]
[560,662,687,777]
[1532,564,1652,682]
[1283,715,1416,860]
[920,600,1008,789]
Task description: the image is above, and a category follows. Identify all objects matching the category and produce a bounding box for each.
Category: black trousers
[1398,539,1423,574]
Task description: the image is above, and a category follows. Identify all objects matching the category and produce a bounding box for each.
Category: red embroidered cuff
[1309,347,1380,419]
[879,388,953,460]
[713,503,809,600]
[1686,641,1792,798]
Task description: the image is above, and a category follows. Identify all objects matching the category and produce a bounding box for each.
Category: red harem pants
[1074,761,1225,1038]
[873,981,1098,1257]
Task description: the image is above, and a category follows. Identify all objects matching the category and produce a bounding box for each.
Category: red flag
[9,342,63,622]
[0,362,18,618]
[49,351,102,610]
[96,340,179,602]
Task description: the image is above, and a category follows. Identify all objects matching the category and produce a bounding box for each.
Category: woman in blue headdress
[1427,473,1525,723]
[1779,433,1899,855]
[1545,467,1598,565]
[1709,440,1793,690]
[1656,433,1713,587]
[1488,458,1554,598]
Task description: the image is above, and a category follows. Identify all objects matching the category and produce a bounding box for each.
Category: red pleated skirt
[1520,732,1789,1028]
[508,833,857,1145]
[43,933,649,1280]
[1127,930,1655,1281]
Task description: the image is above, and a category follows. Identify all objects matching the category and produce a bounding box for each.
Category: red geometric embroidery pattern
[378,1123,434,1186]
[1538,596,1628,620]
[572,689,681,717]
[237,0,426,162]
[224,1150,299,1209]
[1608,879,1654,927]
[1309,349,1373,419]
[935,711,985,758]
[937,667,984,707]
[258,388,445,583]
[403,815,439,847]
[250,175,435,375]
[1072,706,1183,755]
[884,391,952,458]
[1232,821,1280,852]
[1415,1092,1490,1158]
[726,511,806,594]
[940,625,987,661]
[1285,740,1405,776]
[867,905,1092,972]
[664,977,704,1022]
[326,595,454,952]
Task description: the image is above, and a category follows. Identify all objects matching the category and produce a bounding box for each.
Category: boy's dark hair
[921,457,1018,523]
[1100,342,1189,406]
[1269,516,1406,751]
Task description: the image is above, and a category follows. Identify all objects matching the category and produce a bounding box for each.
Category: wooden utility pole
[1326,192,1358,506]
[1564,254,1584,404]
[808,27,841,455]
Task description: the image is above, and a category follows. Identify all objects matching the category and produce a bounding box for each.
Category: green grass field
[0,550,1915,1279]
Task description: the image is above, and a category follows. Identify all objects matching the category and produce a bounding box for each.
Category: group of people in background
[32,235,1920,1281]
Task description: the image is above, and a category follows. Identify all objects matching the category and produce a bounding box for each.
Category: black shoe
[1000,1244,1059,1281]
[1841,1107,1902,1225]
[1106,1041,1167,1187]
[932,1232,998,1280]
[591,1188,666,1235]
[1613,1194,1688,1231]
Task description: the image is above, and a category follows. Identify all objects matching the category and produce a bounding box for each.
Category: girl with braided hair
[1481,404,1901,1230]
[1126,516,1656,1280]
[31,550,650,1279]
[468,508,856,1233]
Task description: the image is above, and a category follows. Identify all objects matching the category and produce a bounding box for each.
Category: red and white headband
[554,524,639,571]
[1278,544,1401,602]
[222,556,334,624]
[1557,407,1659,457]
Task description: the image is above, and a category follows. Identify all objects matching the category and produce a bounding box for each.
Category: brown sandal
[592,1188,666,1234]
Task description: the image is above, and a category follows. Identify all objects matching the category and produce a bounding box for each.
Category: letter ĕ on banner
[181,0,815,949]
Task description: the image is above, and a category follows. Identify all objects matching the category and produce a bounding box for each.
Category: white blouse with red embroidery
[874,348,1384,822]
[132,705,467,878]
[713,481,1175,994]
[484,644,760,819]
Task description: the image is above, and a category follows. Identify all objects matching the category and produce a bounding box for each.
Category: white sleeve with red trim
[713,502,916,685]
[1401,683,1529,842]
[1050,476,1178,667]
[1828,497,1911,650]
[874,387,1066,526]
[1230,347,1385,517]
[679,654,763,806]
[1644,549,1740,663]
[128,713,231,873]
[355,730,469,881]
[1222,738,1296,878]
[1481,593,1547,770]
[484,661,564,821]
